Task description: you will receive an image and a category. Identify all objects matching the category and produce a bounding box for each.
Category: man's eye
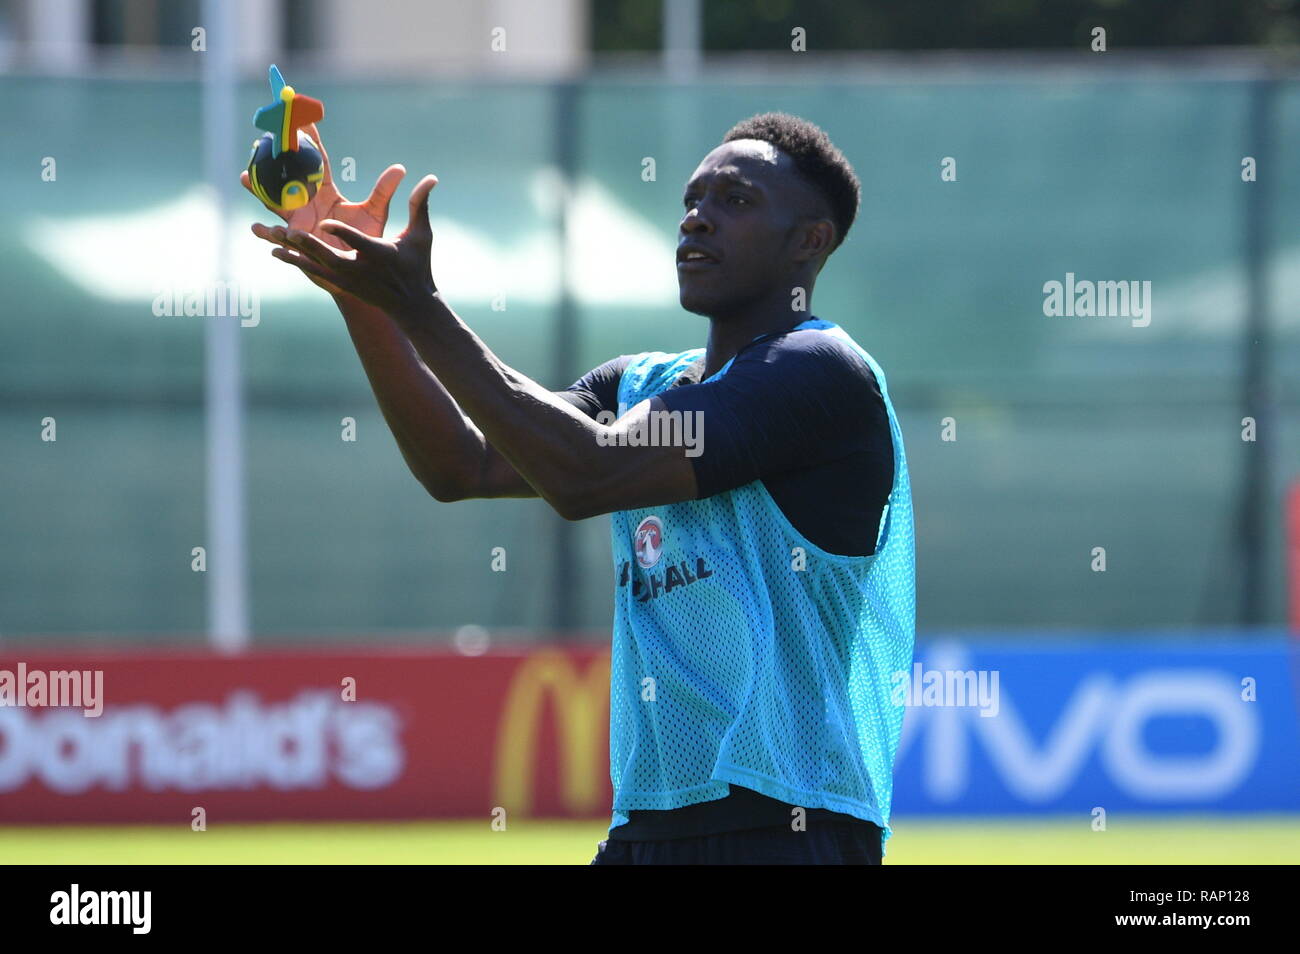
[683,196,697,209]
[729,195,749,206]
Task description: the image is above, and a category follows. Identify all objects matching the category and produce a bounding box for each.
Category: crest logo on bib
[634,516,665,569]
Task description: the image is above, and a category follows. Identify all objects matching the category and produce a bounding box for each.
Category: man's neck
[700,301,813,379]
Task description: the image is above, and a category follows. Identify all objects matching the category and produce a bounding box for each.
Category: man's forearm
[332,291,488,499]
[394,292,605,515]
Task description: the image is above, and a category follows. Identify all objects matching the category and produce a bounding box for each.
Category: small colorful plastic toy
[246,64,325,213]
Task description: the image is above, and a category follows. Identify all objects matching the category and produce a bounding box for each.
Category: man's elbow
[419,472,469,503]
[549,492,592,522]
[547,482,607,521]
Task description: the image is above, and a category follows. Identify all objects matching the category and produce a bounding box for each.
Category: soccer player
[247,112,915,865]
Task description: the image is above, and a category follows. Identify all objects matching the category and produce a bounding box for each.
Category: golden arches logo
[493,650,611,817]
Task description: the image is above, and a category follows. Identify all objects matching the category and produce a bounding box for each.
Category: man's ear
[793,216,835,267]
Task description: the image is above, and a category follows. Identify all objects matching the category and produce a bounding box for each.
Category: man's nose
[680,208,712,235]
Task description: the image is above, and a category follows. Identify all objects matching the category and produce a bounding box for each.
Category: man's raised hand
[269,175,440,319]
[244,122,408,295]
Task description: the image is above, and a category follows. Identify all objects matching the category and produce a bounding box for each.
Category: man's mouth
[677,245,721,270]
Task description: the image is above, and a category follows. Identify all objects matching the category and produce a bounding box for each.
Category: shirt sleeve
[556,354,634,421]
[655,331,887,499]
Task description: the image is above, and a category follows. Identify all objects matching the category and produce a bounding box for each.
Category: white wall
[323,0,588,77]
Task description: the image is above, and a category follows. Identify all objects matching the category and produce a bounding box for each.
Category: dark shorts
[590,820,882,865]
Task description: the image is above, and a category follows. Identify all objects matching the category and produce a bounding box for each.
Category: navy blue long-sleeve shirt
[560,323,893,558]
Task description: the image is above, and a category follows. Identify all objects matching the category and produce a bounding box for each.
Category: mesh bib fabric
[607,317,916,844]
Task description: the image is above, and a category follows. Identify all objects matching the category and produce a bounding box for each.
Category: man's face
[676,139,825,318]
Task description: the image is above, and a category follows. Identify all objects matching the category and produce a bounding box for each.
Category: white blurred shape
[23,172,679,315]
[453,624,491,657]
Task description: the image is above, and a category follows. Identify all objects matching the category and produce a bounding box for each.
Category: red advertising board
[0,649,612,824]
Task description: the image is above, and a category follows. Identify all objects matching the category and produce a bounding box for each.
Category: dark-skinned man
[247,112,915,866]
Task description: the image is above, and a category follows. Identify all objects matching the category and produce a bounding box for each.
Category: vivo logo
[896,645,1260,804]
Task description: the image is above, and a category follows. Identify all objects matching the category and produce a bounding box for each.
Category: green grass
[1,816,1296,864]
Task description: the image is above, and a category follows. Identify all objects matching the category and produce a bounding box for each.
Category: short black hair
[721,112,861,253]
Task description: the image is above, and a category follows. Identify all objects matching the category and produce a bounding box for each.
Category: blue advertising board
[891,637,1300,815]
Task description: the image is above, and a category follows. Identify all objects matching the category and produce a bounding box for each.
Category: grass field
[2,815,1297,864]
